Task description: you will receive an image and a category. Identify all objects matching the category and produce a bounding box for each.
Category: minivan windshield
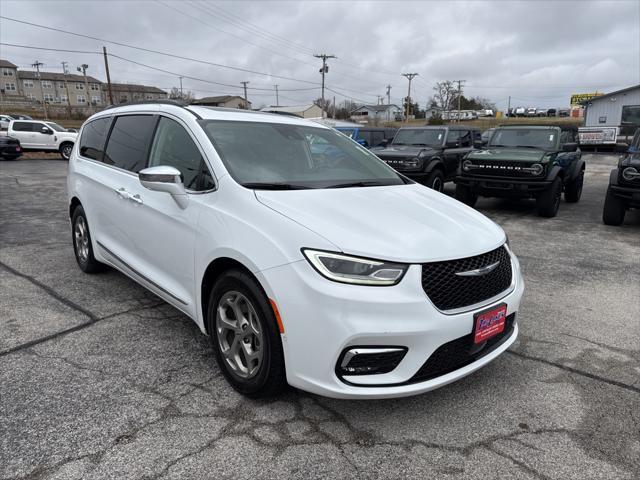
[392,128,444,147]
[200,120,406,189]
[489,128,558,150]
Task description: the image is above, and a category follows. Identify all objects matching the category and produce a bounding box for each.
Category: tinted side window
[148,117,211,191]
[104,115,156,173]
[560,130,574,144]
[79,117,111,161]
[459,130,472,147]
[12,121,34,132]
[446,130,461,145]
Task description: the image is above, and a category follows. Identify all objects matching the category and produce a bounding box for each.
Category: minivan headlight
[302,249,408,286]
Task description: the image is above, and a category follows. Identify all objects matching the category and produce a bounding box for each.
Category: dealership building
[582,85,640,140]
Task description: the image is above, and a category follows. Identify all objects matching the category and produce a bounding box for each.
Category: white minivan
[67,102,524,399]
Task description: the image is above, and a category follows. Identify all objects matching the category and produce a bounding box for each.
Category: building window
[598,116,607,124]
[146,94,153,100]
[2,68,14,76]
[91,95,101,104]
[43,93,54,102]
[42,81,53,89]
[75,83,84,90]
[24,80,34,88]
[77,94,86,103]
[90,83,100,91]
[26,93,36,100]
[58,82,65,89]
[4,82,16,91]
[60,95,68,102]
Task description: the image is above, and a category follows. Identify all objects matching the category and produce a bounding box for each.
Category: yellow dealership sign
[570,92,603,105]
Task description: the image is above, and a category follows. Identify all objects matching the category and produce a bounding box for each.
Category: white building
[350,104,403,123]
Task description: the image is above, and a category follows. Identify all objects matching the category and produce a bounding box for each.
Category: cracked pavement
[1,154,639,479]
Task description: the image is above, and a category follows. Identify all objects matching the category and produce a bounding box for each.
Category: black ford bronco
[455,125,584,217]
[371,126,481,191]
[603,128,640,225]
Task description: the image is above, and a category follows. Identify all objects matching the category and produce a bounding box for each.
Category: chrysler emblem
[455,261,500,277]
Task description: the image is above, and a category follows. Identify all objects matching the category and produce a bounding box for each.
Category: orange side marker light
[269,299,285,334]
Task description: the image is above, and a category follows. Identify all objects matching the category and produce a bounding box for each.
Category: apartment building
[108,83,168,103]
[1,60,20,96]
[17,70,104,107]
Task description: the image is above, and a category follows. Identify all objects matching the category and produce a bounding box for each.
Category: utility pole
[32,61,48,120]
[240,81,249,109]
[314,53,336,118]
[61,61,72,118]
[507,95,511,118]
[402,73,418,124]
[102,47,114,105]
[386,84,392,122]
[179,76,183,100]
[455,79,466,123]
[77,64,93,114]
[274,84,279,107]
[332,95,336,119]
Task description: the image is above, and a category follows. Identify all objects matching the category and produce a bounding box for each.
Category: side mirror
[614,142,629,153]
[562,142,578,152]
[139,166,188,208]
[473,140,485,148]
[41,127,53,135]
[378,139,390,147]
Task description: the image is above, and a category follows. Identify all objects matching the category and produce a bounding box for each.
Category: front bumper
[610,183,640,207]
[456,174,550,196]
[257,248,524,399]
[0,145,22,158]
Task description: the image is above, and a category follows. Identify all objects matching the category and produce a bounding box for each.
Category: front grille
[421,246,512,311]
[410,313,516,383]
[466,161,543,178]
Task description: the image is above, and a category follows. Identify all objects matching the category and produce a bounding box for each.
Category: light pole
[314,54,336,118]
[402,73,418,123]
[32,61,48,120]
[77,64,93,114]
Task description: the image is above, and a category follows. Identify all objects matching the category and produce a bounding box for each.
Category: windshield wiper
[326,181,392,189]
[241,182,313,190]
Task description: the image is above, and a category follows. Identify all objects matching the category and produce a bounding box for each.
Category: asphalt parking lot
[1,153,638,480]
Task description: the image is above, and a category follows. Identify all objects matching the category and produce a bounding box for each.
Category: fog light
[337,347,407,376]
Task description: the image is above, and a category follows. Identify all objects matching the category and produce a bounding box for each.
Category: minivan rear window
[79,117,111,161]
[103,115,156,173]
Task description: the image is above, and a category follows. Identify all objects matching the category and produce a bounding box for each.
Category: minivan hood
[255,184,505,263]
[468,148,547,162]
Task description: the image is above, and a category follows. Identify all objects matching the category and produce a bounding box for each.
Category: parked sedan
[0,135,22,160]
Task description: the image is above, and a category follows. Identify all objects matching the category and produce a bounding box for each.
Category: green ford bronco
[454,125,584,217]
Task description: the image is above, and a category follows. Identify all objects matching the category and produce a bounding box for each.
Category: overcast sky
[1,0,639,110]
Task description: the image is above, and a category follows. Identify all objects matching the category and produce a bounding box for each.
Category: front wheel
[602,187,626,226]
[207,270,287,398]
[59,142,73,160]
[71,205,106,273]
[536,177,562,217]
[455,183,478,207]
[424,169,445,192]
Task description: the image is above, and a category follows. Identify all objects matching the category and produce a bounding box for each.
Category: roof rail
[102,99,188,110]
[497,123,578,131]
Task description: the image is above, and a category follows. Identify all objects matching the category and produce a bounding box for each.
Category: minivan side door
[123,115,214,316]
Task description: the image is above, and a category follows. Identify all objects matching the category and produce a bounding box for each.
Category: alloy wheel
[216,291,264,379]
[74,216,90,262]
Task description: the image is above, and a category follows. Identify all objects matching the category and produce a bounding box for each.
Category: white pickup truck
[5,119,77,160]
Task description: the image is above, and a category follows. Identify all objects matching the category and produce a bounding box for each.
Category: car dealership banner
[570,92,603,106]
[578,127,618,145]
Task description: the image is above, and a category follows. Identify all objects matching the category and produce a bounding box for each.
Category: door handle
[129,194,143,205]
[115,188,129,200]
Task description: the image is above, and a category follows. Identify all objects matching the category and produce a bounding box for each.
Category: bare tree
[432,81,457,116]
[169,87,194,103]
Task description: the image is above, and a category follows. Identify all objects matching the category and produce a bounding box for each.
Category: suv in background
[603,128,640,225]
[455,125,584,217]
[336,126,397,148]
[371,126,481,191]
[7,119,77,160]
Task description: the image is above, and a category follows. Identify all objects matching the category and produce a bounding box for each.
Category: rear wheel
[424,169,445,192]
[59,142,73,160]
[602,187,626,226]
[207,269,287,398]
[536,176,562,217]
[455,183,478,207]
[564,171,584,203]
[71,205,106,273]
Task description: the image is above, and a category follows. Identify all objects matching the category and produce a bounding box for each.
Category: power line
[0,42,100,55]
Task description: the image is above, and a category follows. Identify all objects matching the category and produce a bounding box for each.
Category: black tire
[564,170,584,203]
[424,169,445,192]
[602,187,626,226]
[536,176,562,217]
[455,183,478,207]
[206,269,287,398]
[71,205,106,273]
[59,142,73,160]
